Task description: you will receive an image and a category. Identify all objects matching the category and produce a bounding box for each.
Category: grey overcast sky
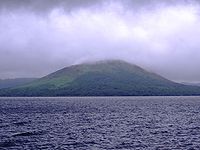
[0,0,200,82]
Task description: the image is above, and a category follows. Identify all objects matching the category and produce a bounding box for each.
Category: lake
[0,97,200,149]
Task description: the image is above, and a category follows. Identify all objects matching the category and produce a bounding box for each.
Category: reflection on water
[0,97,200,149]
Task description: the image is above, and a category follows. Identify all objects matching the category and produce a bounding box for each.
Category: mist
[0,0,200,82]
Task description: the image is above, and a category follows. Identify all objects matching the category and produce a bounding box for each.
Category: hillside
[0,78,37,89]
[0,60,200,96]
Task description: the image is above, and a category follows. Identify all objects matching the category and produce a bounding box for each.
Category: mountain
[0,60,200,96]
[0,78,37,89]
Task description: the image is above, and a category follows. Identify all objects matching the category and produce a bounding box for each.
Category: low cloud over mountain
[0,0,200,82]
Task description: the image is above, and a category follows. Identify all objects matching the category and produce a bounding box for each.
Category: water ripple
[0,97,200,149]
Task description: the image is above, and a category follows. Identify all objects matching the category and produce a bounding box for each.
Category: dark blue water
[0,97,200,150]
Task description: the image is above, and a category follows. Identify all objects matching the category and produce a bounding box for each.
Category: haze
[0,0,200,82]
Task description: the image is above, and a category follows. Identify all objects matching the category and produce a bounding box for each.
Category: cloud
[0,0,104,13]
[0,0,200,82]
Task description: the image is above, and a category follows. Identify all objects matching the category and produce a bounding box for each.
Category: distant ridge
[0,78,37,89]
[0,60,200,96]
[182,82,200,87]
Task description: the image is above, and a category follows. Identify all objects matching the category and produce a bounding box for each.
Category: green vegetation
[1,60,200,96]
